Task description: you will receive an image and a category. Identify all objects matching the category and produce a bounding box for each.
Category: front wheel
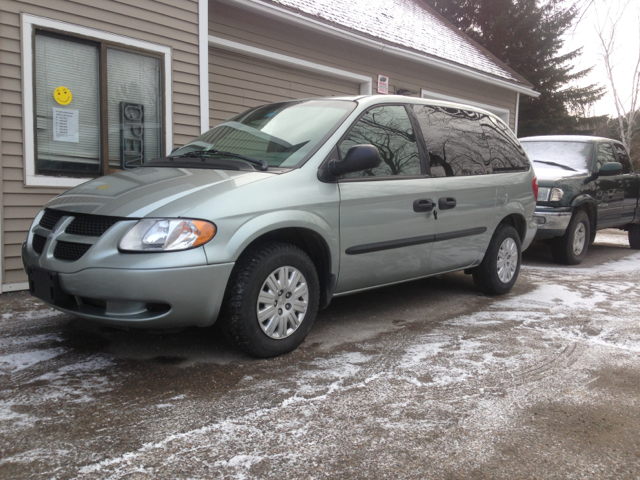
[472,224,521,295]
[220,242,319,358]
[551,210,590,265]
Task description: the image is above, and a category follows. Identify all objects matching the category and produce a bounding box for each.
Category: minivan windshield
[521,141,592,173]
[168,100,356,168]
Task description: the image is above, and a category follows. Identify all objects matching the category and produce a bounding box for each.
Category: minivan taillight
[532,176,538,202]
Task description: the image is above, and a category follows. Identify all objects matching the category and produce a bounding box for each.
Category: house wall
[0,0,202,288]
[208,1,518,127]
[209,47,361,125]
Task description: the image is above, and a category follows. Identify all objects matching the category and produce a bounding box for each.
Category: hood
[534,166,588,183]
[45,167,273,218]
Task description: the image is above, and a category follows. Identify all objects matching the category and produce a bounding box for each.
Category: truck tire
[551,210,590,265]
[472,224,521,295]
[220,242,319,358]
[629,225,640,249]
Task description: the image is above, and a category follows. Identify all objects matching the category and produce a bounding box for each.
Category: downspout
[514,92,520,136]
[199,0,210,133]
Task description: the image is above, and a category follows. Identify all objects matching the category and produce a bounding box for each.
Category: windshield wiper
[532,160,578,172]
[178,149,268,171]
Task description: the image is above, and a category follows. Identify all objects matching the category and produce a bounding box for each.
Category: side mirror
[328,145,381,177]
[598,162,623,177]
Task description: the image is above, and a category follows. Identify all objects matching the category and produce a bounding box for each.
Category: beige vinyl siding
[209,1,517,129]
[0,0,201,287]
[209,48,360,126]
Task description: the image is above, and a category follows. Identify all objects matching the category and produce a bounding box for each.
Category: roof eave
[218,0,540,98]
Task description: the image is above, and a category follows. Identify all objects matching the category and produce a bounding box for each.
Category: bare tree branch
[595,0,640,153]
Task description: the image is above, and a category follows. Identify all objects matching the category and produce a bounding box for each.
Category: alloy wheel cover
[256,266,309,339]
[497,237,518,283]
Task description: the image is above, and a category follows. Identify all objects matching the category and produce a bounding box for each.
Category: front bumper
[59,264,233,328]
[533,209,573,237]
[24,258,235,328]
[22,210,235,328]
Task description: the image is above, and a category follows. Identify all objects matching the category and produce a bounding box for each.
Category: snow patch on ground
[0,348,65,373]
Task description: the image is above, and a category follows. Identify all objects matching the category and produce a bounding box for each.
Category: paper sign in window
[53,107,79,143]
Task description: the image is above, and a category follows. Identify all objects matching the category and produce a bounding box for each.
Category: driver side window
[338,105,421,178]
[613,143,632,174]
[596,143,617,171]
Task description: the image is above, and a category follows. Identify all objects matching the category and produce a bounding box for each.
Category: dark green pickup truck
[520,135,640,264]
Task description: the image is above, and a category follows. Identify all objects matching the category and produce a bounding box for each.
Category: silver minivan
[23,95,538,357]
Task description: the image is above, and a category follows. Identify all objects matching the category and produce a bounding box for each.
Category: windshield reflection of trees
[412,106,528,177]
[181,124,303,165]
[339,106,421,177]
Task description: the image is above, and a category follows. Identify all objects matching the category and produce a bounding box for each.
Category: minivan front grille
[66,215,120,237]
[54,241,91,261]
[32,234,47,255]
[35,209,124,261]
[39,209,66,230]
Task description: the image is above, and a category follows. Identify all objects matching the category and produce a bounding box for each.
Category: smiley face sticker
[54,86,72,105]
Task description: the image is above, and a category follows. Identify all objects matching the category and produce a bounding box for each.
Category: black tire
[629,224,640,249]
[472,224,521,295]
[551,210,590,265]
[219,242,319,358]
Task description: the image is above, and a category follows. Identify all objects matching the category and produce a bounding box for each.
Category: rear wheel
[629,224,640,249]
[472,224,521,295]
[220,242,319,358]
[551,210,590,265]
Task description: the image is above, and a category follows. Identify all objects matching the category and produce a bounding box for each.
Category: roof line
[218,0,540,97]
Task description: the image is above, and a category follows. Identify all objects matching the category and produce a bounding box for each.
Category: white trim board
[2,282,29,293]
[21,14,173,188]
[208,35,373,95]
[515,92,520,136]
[220,0,539,98]
[421,89,511,126]
[198,0,210,134]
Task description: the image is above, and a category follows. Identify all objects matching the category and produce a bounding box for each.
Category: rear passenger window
[338,105,421,177]
[412,105,529,177]
[479,115,530,173]
[596,143,617,171]
[613,143,633,174]
[412,105,491,177]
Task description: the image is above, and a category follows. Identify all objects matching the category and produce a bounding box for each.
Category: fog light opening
[146,303,171,313]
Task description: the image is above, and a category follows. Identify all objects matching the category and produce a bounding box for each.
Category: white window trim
[420,88,511,126]
[21,14,173,188]
[208,35,373,96]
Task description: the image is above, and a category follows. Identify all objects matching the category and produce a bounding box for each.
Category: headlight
[549,187,564,202]
[537,187,550,202]
[119,219,216,252]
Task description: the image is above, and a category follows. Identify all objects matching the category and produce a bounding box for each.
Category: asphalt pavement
[1,229,639,479]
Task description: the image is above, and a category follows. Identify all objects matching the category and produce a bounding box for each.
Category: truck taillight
[532,176,538,202]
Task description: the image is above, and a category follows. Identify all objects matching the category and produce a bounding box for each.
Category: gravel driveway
[1,230,639,479]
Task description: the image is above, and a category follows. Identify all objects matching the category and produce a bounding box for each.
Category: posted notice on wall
[53,107,79,143]
[377,74,389,95]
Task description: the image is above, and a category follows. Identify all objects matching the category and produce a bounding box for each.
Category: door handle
[413,198,434,212]
[438,197,457,210]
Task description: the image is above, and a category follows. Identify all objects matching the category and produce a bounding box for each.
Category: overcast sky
[562,0,640,117]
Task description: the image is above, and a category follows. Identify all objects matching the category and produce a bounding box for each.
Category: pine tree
[424,0,605,137]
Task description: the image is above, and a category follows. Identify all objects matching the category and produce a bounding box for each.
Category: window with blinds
[35,34,101,174]
[33,31,164,177]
